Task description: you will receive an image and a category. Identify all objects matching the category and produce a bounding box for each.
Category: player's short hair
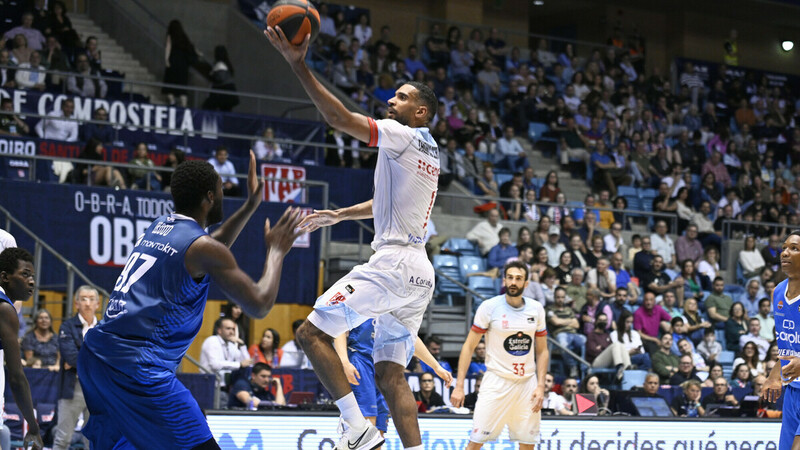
[252,362,272,375]
[170,160,220,213]
[503,260,529,281]
[0,248,32,276]
[405,81,438,124]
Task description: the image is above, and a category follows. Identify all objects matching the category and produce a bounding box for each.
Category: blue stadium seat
[618,186,638,198]
[442,238,480,256]
[433,255,464,295]
[468,276,498,299]
[496,173,513,187]
[719,350,735,378]
[735,262,747,286]
[527,122,550,142]
[621,370,648,390]
[459,256,487,279]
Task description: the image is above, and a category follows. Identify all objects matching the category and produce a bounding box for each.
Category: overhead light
[782,40,794,52]
[533,0,544,5]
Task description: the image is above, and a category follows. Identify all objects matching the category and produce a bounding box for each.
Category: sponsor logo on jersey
[327,292,347,306]
[345,285,355,294]
[784,319,795,330]
[503,331,533,356]
[416,159,440,181]
[777,330,800,344]
[502,320,509,329]
[778,300,784,310]
[527,317,536,323]
[151,221,174,237]
[407,233,425,245]
[415,138,439,158]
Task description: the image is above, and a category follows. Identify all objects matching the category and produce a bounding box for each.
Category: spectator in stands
[568,234,589,271]
[414,372,445,413]
[739,318,769,360]
[128,143,161,191]
[203,45,239,112]
[280,319,310,369]
[0,49,16,89]
[696,246,720,289]
[592,141,630,198]
[633,236,657,279]
[652,333,680,383]
[463,372,482,411]
[685,297,712,345]
[419,335,452,375]
[228,362,285,409]
[731,363,752,389]
[22,309,59,370]
[702,151,732,189]
[706,277,733,328]
[254,127,283,161]
[495,126,529,173]
[539,170,561,203]
[404,44,426,76]
[487,227,517,271]
[565,268,587,313]
[36,97,77,141]
[0,98,29,136]
[677,336,706,371]
[650,220,676,268]
[476,59,501,107]
[316,3,336,45]
[587,312,630,379]
[761,234,781,273]
[612,310,652,369]
[675,224,703,264]
[640,373,665,402]
[681,260,703,301]
[467,340,486,375]
[662,292,683,319]
[739,235,766,279]
[559,116,591,169]
[3,13,46,52]
[641,255,683,300]
[222,301,249,346]
[199,317,251,394]
[81,107,114,144]
[634,292,672,355]
[47,1,74,47]
[609,286,633,323]
[543,227,566,268]
[560,377,579,412]
[249,328,282,367]
[740,280,765,318]
[603,222,624,255]
[724,302,748,352]
[14,50,45,90]
[587,257,616,300]
[9,34,32,65]
[670,354,702,387]
[702,378,738,414]
[42,35,69,86]
[55,285,100,449]
[733,340,764,379]
[424,23,449,68]
[67,53,107,98]
[160,148,185,192]
[580,289,613,336]
[548,287,585,377]
[466,208,503,256]
[71,138,126,189]
[353,13,372,46]
[755,298,774,342]
[163,20,200,107]
[208,146,240,197]
[542,372,572,415]
[83,35,102,71]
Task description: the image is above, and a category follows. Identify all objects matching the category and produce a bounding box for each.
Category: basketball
[266,0,320,45]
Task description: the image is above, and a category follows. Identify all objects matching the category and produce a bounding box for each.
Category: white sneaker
[334,422,384,450]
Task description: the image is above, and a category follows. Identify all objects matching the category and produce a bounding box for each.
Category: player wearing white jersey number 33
[450,261,550,450]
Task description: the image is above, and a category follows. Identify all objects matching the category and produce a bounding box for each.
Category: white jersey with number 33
[471,295,547,381]
[366,117,439,251]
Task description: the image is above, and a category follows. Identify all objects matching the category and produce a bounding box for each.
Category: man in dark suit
[54,285,100,450]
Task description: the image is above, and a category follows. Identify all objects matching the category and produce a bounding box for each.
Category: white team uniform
[308,117,439,366]
[469,295,547,445]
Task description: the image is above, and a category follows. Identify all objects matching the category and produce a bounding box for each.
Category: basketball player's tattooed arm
[298,200,373,234]
[450,330,483,408]
[414,336,453,387]
[188,207,305,318]
[264,27,371,144]
[0,303,42,449]
[210,151,265,247]
[333,333,361,385]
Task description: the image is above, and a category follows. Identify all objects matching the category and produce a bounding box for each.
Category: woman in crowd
[585,235,606,269]
[253,127,283,161]
[731,363,753,389]
[249,328,282,367]
[568,234,589,271]
[546,192,571,226]
[733,341,764,378]
[764,342,778,367]
[11,34,32,64]
[72,138,126,189]
[539,170,561,202]
[21,309,59,371]
[532,216,552,247]
[681,259,702,300]
[203,45,239,112]
[530,247,551,281]
[222,301,249,346]
[724,302,748,352]
[554,251,573,285]
[579,374,610,414]
[701,363,724,388]
[699,172,722,209]
[610,310,651,370]
[739,235,766,279]
[697,246,720,290]
[516,227,532,248]
[671,379,704,417]
[612,196,628,230]
[163,19,200,107]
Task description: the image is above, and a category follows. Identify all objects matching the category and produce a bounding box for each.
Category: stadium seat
[618,186,638,198]
[459,256,487,279]
[468,276,498,301]
[442,238,480,256]
[495,173,513,187]
[621,370,648,391]
[433,255,465,296]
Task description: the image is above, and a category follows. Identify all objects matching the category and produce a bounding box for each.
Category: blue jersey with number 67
[83,214,210,383]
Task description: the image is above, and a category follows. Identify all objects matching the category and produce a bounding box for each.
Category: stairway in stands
[69,13,163,103]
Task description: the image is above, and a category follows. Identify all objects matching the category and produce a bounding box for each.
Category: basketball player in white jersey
[451,260,549,449]
[266,28,439,450]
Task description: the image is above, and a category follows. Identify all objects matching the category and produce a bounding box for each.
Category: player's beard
[505,285,523,297]
[207,196,224,226]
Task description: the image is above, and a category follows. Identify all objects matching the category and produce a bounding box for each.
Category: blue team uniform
[773,279,800,450]
[348,320,389,432]
[78,214,213,449]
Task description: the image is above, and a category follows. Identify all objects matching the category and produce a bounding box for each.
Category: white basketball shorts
[307,245,434,366]
[469,371,541,445]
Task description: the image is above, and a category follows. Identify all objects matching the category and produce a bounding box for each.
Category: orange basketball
[266,0,320,45]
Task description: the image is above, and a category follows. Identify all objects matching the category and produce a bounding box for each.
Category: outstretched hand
[297,209,340,233]
[264,207,307,255]
[264,26,310,66]
[23,431,43,450]
[246,150,264,206]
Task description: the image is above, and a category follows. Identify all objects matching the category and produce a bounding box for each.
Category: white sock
[335,392,367,430]
[405,446,424,450]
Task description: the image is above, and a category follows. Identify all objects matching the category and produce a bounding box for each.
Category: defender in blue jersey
[77,153,305,450]
[765,231,800,450]
[0,248,43,449]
